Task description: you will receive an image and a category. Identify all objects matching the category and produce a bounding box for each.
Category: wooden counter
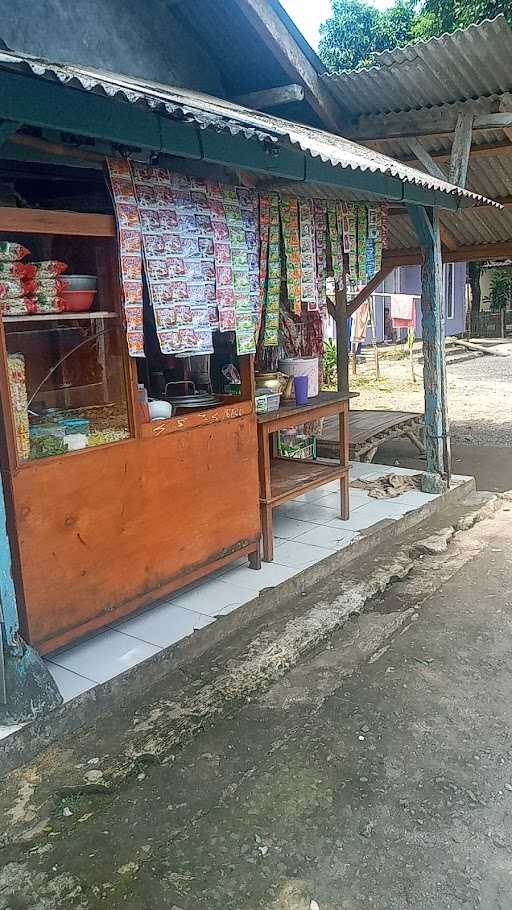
[7,401,261,654]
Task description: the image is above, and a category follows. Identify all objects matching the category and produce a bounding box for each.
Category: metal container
[164,381,221,410]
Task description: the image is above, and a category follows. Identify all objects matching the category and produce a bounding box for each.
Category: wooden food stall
[0,207,261,655]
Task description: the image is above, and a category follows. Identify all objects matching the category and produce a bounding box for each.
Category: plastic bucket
[293,375,308,405]
[278,357,319,398]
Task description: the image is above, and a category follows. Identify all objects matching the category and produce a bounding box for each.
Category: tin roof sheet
[0,48,497,210]
[323,16,512,119]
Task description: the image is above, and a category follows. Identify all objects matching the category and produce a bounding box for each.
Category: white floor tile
[173,577,250,616]
[271,513,318,540]
[0,723,23,741]
[49,629,160,684]
[217,601,245,616]
[316,489,370,512]
[221,561,296,592]
[278,500,339,525]
[348,462,373,479]
[45,661,95,702]
[289,487,333,503]
[294,524,359,551]
[273,538,336,569]
[113,602,214,647]
[327,501,403,532]
[392,490,438,509]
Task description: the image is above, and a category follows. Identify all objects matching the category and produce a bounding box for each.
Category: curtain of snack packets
[108,161,261,358]
[107,160,388,358]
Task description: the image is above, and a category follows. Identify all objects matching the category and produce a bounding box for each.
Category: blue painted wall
[366,263,466,343]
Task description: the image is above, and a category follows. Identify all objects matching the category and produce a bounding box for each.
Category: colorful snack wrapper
[0,241,30,262]
[107,157,145,358]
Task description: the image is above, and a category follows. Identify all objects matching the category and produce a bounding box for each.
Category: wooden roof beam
[344,98,512,141]
[448,113,473,187]
[233,84,305,110]
[383,240,512,267]
[404,137,447,181]
[232,0,344,133]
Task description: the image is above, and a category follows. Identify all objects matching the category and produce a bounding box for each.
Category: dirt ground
[2,508,512,909]
[349,343,512,448]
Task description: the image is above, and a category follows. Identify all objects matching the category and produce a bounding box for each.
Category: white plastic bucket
[278,357,319,398]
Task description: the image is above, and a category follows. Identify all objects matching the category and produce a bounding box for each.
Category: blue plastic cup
[294,374,309,405]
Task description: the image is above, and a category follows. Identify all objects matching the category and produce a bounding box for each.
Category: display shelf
[269,457,347,505]
[2,311,117,323]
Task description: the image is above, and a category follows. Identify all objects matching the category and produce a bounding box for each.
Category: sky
[280,0,394,49]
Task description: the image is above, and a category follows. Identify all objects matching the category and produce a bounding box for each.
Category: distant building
[327,263,466,344]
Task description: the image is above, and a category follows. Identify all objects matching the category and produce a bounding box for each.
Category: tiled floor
[0,462,467,742]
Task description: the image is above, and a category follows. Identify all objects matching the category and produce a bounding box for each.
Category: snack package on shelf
[0,242,30,262]
[32,261,68,277]
[7,353,30,461]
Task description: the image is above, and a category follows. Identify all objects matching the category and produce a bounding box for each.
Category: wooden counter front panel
[12,412,260,652]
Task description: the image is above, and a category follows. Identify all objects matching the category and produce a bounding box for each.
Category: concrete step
[1,483,505,847]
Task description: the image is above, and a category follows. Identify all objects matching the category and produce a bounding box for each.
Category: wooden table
[257,391,351,562]
[318,409,425,463]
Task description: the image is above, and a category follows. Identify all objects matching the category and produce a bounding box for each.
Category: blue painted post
[0,471,62,723]
[407,205,450,492]
[0,471,20,653]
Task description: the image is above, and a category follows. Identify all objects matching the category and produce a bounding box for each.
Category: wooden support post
[407,205,450,491]
[448,113,474,187]
[334,285,349,395]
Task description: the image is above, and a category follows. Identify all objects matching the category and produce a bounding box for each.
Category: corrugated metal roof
[0,48,497,209]
[323,16,512,118]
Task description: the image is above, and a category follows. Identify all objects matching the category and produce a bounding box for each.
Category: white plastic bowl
[61,275,97,291]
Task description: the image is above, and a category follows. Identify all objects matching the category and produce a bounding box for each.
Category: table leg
[248,546,261,570]
[261,503,274,562]
[339,407,350,521]
[258,426,274,561]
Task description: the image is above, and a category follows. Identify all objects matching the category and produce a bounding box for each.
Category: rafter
[448,112,473,187]
[233,84,305,110]
[383,240,512,268]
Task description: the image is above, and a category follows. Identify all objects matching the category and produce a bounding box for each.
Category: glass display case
[0,215,134,464]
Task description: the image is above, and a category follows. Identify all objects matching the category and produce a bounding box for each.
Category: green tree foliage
[319,0,512,73]
[318,0,416,71]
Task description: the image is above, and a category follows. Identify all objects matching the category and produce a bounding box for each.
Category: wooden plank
[346,266,395,317]
[349,410,421,443]
[233,84,305,109]
[438,222,459,251]
[344,98,501,141]
[396,140,512,167]
[404,137,447,181]
[2,312,116,323]
[335,285,349,395]
[232,0,344,132]
[384,240,512,267]
[256,390,351,424]
[448,113,473,187]
[269,459,347,504]
[0,207,116,237]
